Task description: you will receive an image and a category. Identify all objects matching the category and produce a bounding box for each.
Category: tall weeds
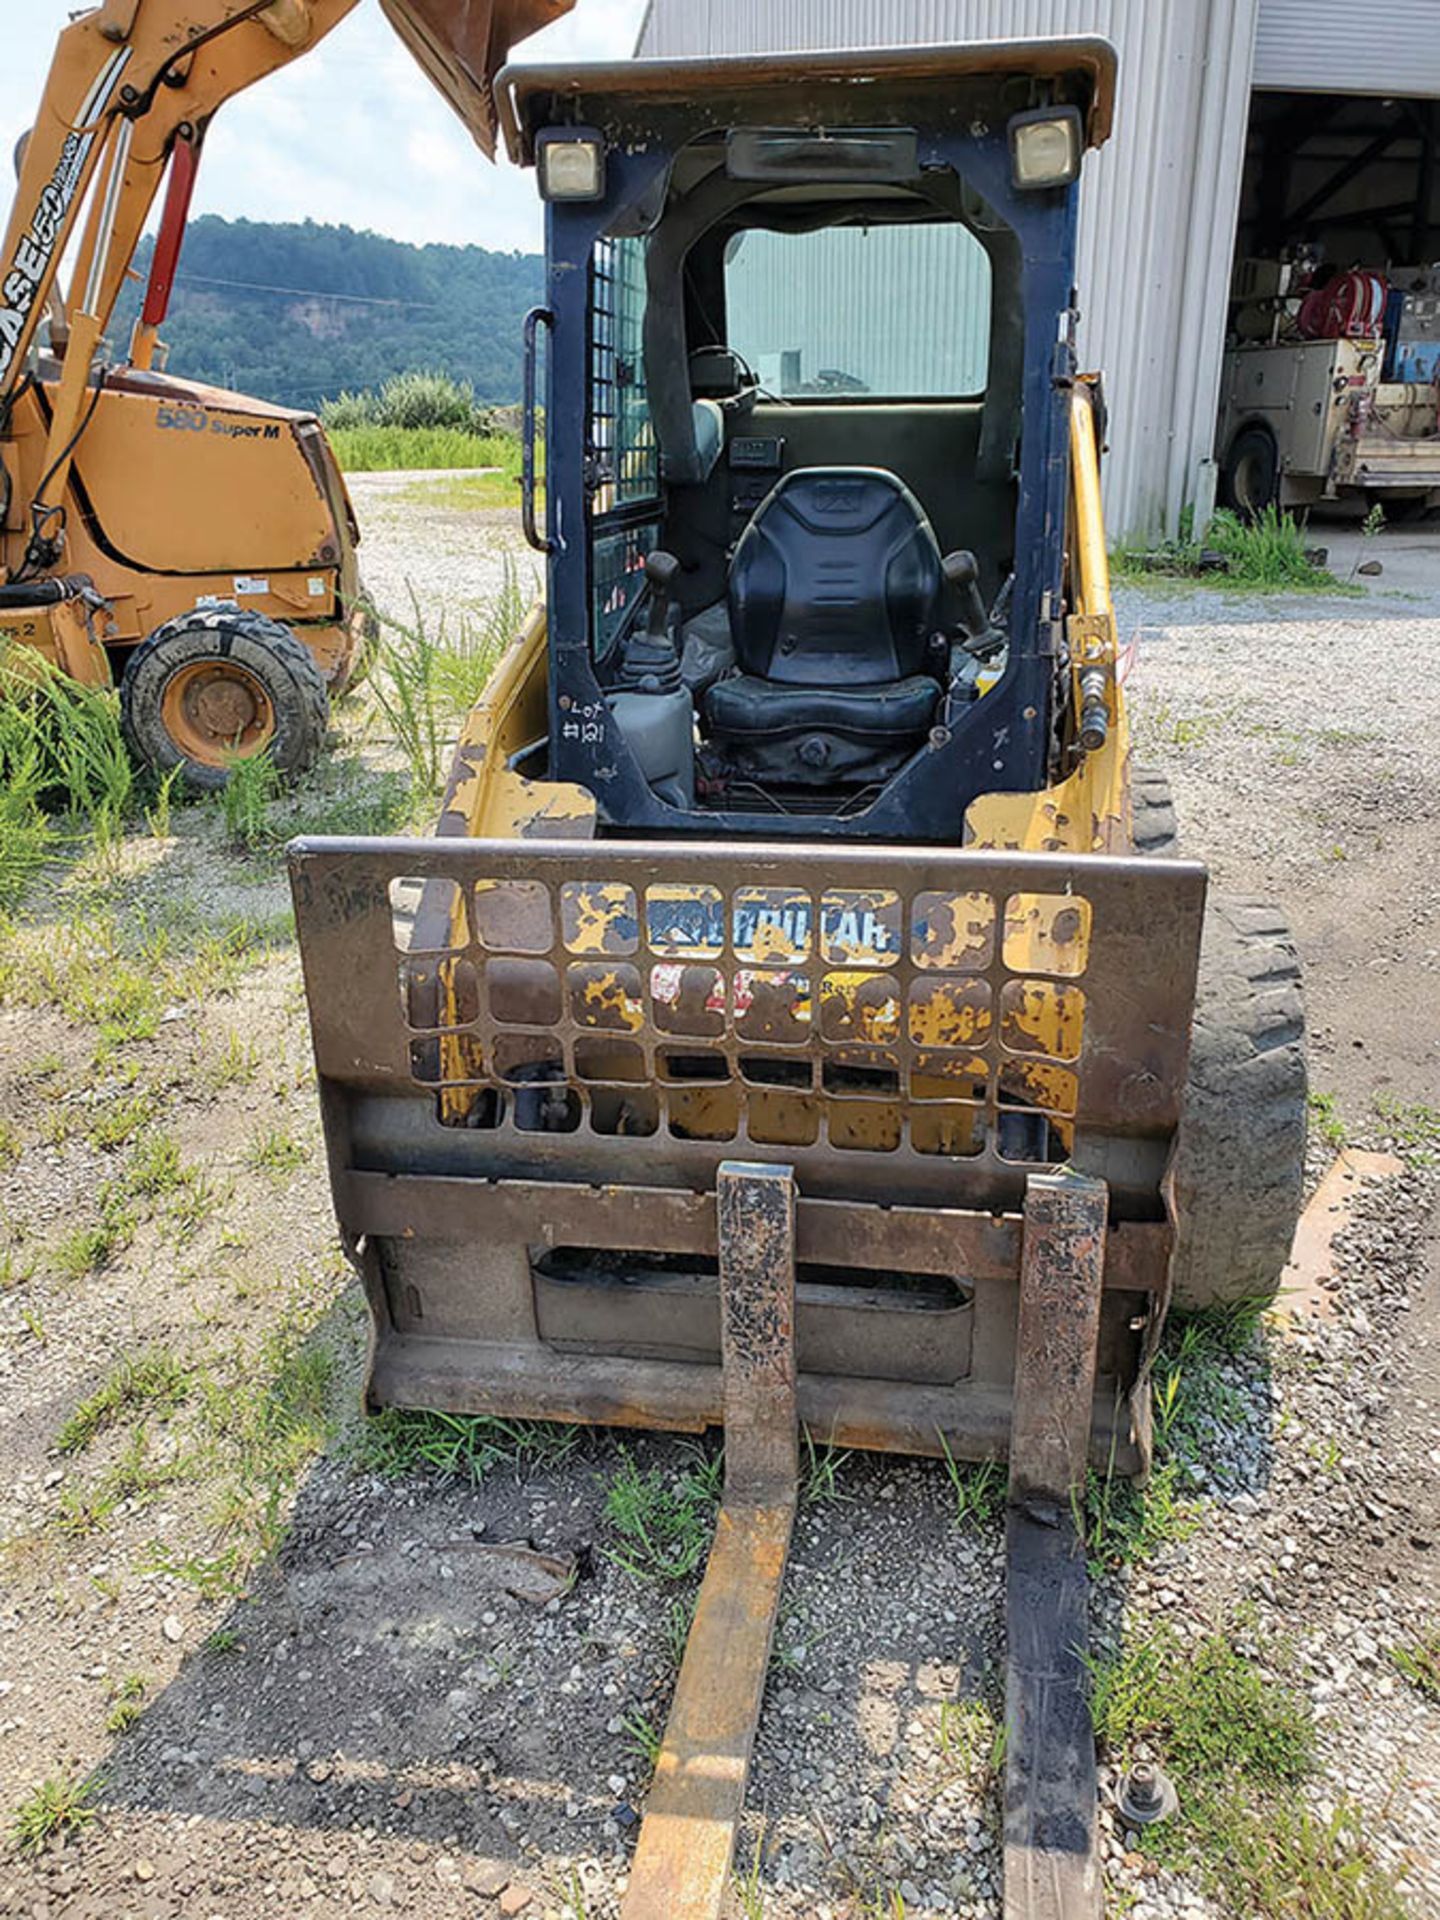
[369,563,525,796]
[326,424,519,473]
[0,656,134,897]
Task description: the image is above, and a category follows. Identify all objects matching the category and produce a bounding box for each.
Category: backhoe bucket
[288,834,1206,1916]
[377,0,575,155]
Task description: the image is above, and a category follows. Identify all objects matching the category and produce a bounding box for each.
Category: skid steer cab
[290,37,1305,1920]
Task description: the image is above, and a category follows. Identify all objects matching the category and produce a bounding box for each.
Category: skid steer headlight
[537,129,607,203]
[1008,107,1083,191]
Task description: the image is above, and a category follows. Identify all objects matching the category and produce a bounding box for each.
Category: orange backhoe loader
[0,0,570,784]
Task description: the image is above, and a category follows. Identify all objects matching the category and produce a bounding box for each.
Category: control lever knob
[644,549,682,641]
[941,548,990,641]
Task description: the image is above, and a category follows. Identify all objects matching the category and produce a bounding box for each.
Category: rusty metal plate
[1010,1172,1109,1505]
[289,837,1205,1220]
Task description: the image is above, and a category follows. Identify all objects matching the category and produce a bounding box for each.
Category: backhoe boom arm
[0,0,572,408]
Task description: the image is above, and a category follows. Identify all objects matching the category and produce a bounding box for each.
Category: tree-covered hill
[110,216,543,410]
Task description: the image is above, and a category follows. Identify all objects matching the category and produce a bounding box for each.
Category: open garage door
[1255,0,1440,98]
[1215,80,1440,518]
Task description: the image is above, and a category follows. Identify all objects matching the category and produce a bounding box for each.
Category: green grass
[1076,1302,1269,1571]
[356,1408,581,1484]
[1113,506,1345,594]
[937,1697,1005,1779]
[273,760,413,839]
[123,1129,186,1199]
[1092,1619,1311,1785]
[57,1347,193,1453]
[140,1540,246,1602]
[1389,1633,1440,1701]
[85,1092,160,1152]
[398,468,533,512]
[48,1127,210,1278]
[1092,1619,1408,1916]
[936,1436,1006,1526]
[1310,1089,1348,1151]
[200,1314,337,1557]
[51,1191,137,1280]
[0,900,290,1060]
[0,795,54,907]
[603,1447,722,1583]
[10,1770,102,1854]
[104,1672,147,1736]
[328,424,521,472]
[0,655,137,903]
[800,1427,852,1504]
[9,1272,341,1582]
[1130,697,1232,758]
[0,654,133,826]
[54,1423,193,1537]
[203,1032,261,1090]
[204,752,413,859]
[661,1596,695,1670]
[219,750,280,850]
[1,1244,36,1291]
[620,1707,662,1772]
[1373,1095,1440,1168]
[1078,1457,1196,1571]
[369,564,526,796]
[245,1123,306,1177]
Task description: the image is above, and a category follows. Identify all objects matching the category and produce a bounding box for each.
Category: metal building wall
[636,0,1262,538]
[1254,0,1440,97]
[726,225,993,396]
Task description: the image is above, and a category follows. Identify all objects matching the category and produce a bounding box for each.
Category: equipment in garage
[1217,253,1440,514]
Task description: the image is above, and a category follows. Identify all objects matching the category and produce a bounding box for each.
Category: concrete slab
[1276,1148,1406,1328]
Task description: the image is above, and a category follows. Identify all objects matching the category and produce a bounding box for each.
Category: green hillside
[110,216,543,411]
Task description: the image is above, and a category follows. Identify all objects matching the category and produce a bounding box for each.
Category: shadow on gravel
[73,1317,1284,1912]
[88,1446,628,1864]
[82,1432,1017,1908]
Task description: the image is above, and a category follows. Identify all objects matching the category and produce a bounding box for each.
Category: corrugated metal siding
[726,225,993,396]
[1255,0,1440,96]
[638,0,1262,538]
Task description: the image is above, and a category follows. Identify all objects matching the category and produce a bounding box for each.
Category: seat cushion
[704,673,939,742]
[728,467,943,686]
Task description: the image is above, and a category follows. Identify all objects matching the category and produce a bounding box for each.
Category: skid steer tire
[120,605,329,791]
[1131,764,1179,857]
[1169,897,1307,1311]
[1128,770,1306,1309]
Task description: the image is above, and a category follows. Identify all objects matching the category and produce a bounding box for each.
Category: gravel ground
[348,472,538,626]
[1,501,1438,1920]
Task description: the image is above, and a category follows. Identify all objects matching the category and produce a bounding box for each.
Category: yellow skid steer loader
[289,38,1308,1918]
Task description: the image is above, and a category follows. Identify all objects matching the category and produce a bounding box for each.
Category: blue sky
[3,2,649,255]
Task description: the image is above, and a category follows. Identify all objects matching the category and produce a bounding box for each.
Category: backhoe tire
[120,605,329,791]
[1168,897,1307,1311]
[329,586,380,700]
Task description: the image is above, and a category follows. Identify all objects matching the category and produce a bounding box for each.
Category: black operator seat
[703,467,944,778]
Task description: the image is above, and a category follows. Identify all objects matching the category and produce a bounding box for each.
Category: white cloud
[2,0,649,254]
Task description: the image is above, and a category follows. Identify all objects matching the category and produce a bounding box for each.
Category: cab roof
[497,37,1118,166]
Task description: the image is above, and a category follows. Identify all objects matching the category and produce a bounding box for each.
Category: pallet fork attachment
[288,834,1207,1917]
[622,1164,1108,1920]
[623,1162,798,1920]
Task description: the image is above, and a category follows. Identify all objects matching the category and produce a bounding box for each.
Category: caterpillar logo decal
[0,48,133,389]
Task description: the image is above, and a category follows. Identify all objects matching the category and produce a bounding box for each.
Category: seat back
[728,468,943,688]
